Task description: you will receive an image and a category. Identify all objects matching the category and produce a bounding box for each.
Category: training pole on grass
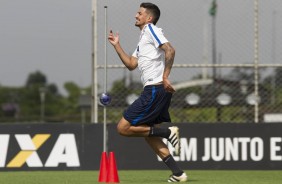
[103,5,108,153]
[91,0,98,123]
[253,0,259,123]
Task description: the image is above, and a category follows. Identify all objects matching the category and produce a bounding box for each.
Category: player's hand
[163,78,176,93]
[108,30,119,46]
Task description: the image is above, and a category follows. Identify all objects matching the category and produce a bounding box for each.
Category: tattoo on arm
[161,43,175,78]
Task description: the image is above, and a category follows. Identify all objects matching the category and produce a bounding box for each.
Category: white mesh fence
[93,0,282,123]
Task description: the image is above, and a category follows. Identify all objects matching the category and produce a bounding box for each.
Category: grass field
[1,170,282,184]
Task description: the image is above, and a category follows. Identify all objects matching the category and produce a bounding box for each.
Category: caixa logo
[0,134,80,168]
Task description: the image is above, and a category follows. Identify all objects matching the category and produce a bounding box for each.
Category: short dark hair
[140,2,160,25]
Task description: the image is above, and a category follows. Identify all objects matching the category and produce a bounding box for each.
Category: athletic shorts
[123,84,172,126]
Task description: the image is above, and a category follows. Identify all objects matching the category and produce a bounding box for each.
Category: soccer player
[108,2,188,182]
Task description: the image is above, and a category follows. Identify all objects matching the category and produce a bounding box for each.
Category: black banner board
[0,123,282,170]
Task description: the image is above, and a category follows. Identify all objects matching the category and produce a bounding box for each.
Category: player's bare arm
[160,42,176,93]
[108,30,138,71]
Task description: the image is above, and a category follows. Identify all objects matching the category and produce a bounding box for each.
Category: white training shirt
[132,23,168,87]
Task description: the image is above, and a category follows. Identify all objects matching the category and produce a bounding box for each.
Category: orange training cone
[98,152,108,182]
[106,152,119,183]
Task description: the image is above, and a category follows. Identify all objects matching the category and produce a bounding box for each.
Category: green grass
[1,170,282,184]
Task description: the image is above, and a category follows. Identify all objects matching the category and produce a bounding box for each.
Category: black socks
[148,127,170,138]
[163,155,183,176]
[148,128,183,176]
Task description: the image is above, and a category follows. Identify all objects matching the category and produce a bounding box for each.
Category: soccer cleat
[168,172,188,182]
[168,126,180,155]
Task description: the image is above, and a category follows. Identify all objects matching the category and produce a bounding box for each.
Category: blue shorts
[123,85,172,126]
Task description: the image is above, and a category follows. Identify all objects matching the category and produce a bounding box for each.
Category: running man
[108,2,188,182]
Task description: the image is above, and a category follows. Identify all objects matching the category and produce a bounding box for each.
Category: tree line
[0,71,91,123]
[1,68,282,123]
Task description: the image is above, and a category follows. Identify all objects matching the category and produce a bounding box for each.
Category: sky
[0,0,281,95]
[0,0,92,94]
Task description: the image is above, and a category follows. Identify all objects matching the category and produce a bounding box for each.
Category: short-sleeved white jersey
[132,23,168,87]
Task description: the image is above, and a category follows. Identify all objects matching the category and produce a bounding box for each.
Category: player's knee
[117,124,124,136]
[117,122,130,136]
[117,118,131,136]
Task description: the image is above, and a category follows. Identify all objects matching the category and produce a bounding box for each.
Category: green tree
[0,70,91,123]
[26,70,47,87]
[62,82,83,116]
[274,68,282,87]
[19,71,64,122]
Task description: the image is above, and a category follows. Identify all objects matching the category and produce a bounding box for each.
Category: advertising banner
[0,123,282,170]
[0,123,103,171]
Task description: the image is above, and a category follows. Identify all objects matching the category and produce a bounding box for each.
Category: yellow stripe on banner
[7,151,33,168]
[32,134,51,149]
